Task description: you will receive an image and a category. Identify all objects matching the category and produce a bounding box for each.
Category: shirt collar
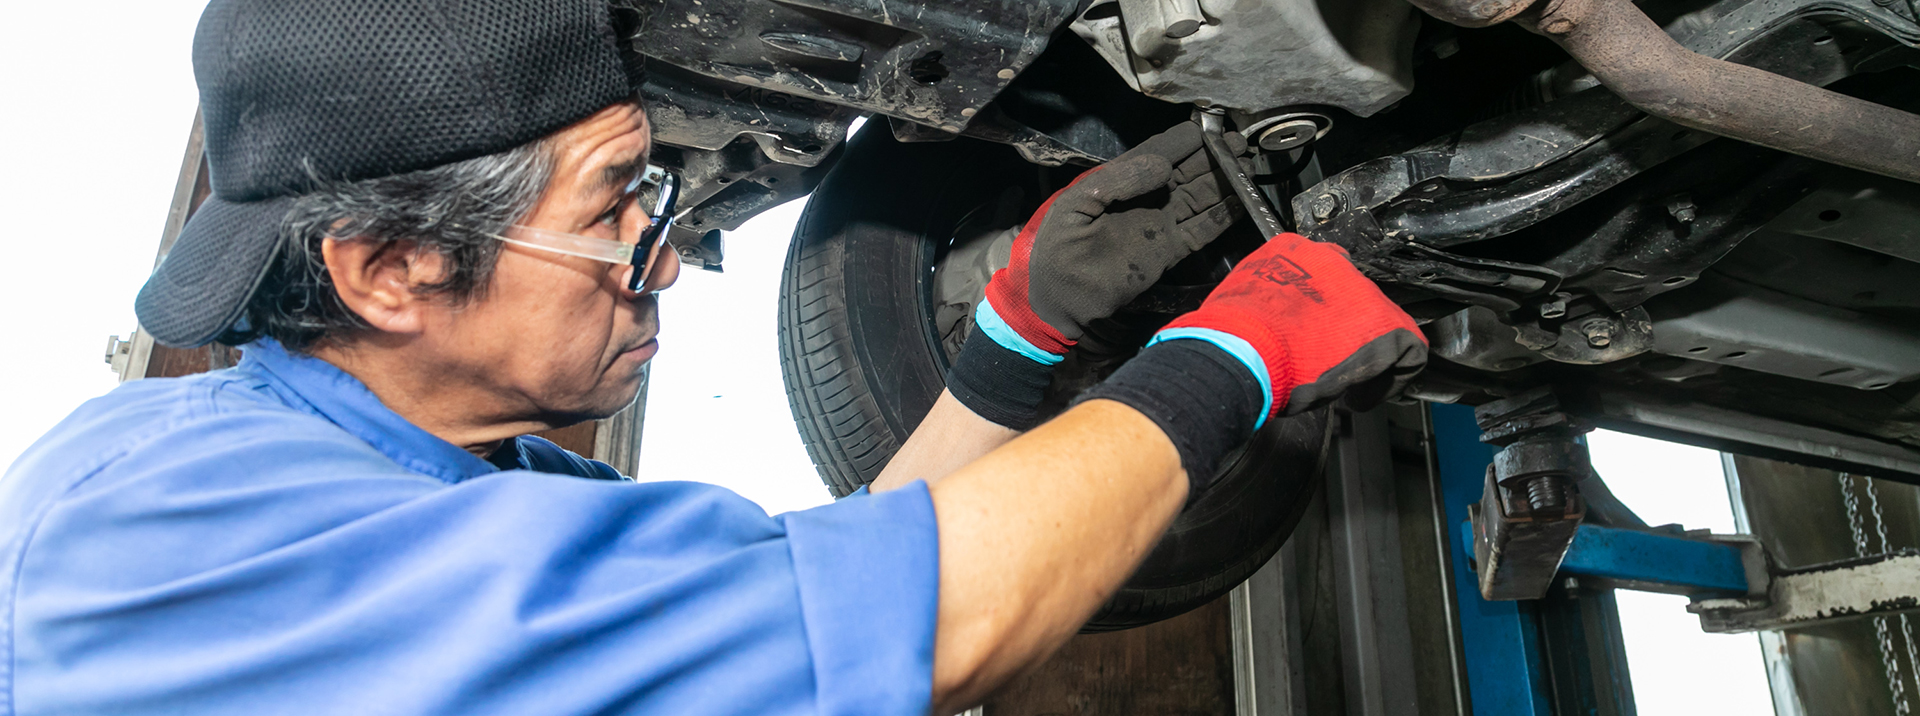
[238,339,502,483]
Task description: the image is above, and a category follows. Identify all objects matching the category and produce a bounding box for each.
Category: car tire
[777,122,1328,630]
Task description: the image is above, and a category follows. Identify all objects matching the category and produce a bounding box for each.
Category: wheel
[777,123,1329,630]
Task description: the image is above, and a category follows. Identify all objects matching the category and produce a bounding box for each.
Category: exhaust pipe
[1418,0,1920,184]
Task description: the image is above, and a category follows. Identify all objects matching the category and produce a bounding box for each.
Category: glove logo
[1249,255,1325,304]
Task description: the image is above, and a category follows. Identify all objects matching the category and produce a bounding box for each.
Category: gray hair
[219,139,556,351]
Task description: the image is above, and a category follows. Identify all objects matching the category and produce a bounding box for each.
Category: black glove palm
[994,122,1248,345]
[951,122,1248,429]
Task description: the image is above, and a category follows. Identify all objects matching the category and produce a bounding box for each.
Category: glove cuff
[1146,328,1276,428]
[1074,339,1264,496]
[972,297,1067,366]
[946,331,1056,431]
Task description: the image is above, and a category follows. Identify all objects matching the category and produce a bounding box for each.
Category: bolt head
[1310,193,1342,222]
[1666,197,1698,224]
[1580,318,1616,348]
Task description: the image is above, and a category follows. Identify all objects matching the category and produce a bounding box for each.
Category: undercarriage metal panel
[1069,0,1420,116]
[1297,8,1909,256]
[1762,170,1920,266]
[640,64,857,162]
[629,0,1078,133]
[638,63,858,243]
[625,0,1080,244]
[1575,388,1920,485]
[1710,222,1920,322]
[1294,0,1920,402]
[1669,0,1920,58]
[1645,275,1920,391]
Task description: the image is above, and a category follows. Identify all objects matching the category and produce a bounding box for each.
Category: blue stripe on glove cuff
[1147,327,1273,430]
[975,299,1065,366]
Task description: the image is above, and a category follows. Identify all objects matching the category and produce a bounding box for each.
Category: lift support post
[1433,397,1920,715]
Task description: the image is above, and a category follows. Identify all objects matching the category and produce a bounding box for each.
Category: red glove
[1154,232,1427,422]
[1075,232,1426,489]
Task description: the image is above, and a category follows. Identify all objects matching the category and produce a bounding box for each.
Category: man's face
[415,103,679,424]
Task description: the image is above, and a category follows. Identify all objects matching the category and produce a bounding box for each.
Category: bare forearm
[926,399,1187,713]
[871,389,1020,493]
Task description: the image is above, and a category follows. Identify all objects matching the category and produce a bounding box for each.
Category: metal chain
[1844,473,1872,553]
[1864,481,1920,693]
[1840,473,1914,715]
[1875,478,1920,715]
[1884,617,1913,716]
[1868,477,1895,556]
[1907,614,1920,711]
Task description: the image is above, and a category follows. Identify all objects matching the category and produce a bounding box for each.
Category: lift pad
[1690,550,1920,633]
[1465,519,1920,633]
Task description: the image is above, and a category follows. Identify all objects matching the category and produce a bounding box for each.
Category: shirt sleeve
[7,410,941,716]
[782,483,941,716]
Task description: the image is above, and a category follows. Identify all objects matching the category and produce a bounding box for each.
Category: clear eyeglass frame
[490,164,680,292]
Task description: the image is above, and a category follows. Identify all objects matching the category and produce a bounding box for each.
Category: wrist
[1145,327,1280,427]
[1157,312,1294,420]
[1073,339,1265,496]
[945,328,1056,431]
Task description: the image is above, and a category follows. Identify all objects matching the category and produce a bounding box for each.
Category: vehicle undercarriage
[620,0,1920,627]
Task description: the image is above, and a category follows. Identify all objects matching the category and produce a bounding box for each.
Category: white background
[0,2,1772,712]
[1590,430,1773,715]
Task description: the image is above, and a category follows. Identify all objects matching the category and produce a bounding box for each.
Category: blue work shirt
[0,340,939,715]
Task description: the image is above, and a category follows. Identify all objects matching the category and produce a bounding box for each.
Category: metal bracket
[1557,523,1769,598]
[673,229,727,273]
[1468,388,1596,600]
[1471,466,1587,600]
[1466,500,1920,635]
[1689,550,1920,633]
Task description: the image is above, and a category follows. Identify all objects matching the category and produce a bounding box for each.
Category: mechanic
[0,0,1425,714]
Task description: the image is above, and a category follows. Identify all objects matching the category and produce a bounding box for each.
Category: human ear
[321,237,447,335]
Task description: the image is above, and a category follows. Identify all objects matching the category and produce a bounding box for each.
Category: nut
[1256,119,1320,152]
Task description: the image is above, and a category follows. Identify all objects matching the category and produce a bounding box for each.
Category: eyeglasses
[491,164,680,293]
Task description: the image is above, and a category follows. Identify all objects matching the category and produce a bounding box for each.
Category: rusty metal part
[1469,387,1598,600]
[1526,0,1920,184]
[1408,0,1538,28]
[1471,466,1588,600]
[1074,0,1419,116]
